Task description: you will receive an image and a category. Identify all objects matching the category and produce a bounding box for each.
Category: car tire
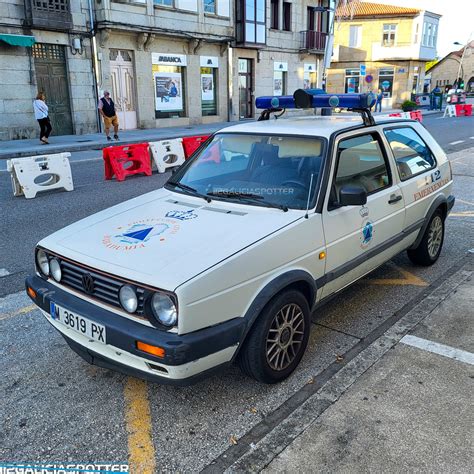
[238,290,310,384]
[407,210,445,266]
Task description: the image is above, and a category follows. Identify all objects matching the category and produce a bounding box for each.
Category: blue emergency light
[255,90,376,110]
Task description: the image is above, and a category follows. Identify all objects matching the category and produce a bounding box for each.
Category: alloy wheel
[266,303,305,371]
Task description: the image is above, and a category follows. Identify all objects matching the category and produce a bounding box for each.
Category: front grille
[59,259,147,316]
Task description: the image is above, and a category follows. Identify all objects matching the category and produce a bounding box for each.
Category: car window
[331,133,390,206]
[170,133,325,210]
[384,127,436,180]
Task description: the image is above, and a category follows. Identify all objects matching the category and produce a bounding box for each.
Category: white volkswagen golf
[26,92,454,385]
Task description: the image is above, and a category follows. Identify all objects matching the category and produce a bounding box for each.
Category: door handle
[388,194,403,204]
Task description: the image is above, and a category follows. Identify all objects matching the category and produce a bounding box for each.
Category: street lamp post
[453,34,473,90]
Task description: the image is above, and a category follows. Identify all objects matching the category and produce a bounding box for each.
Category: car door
[382,124,446,235]
[320,129,405,298]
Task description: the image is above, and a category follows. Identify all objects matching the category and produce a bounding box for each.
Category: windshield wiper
[167,181,211,203]
[207,191,288,212]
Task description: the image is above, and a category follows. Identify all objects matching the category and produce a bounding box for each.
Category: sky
[356,0,473,58]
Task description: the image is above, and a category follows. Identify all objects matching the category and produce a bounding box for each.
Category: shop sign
[200,56,219,68]
[304,63,316,73]
[152,53,187,66]
[274,61,288,72]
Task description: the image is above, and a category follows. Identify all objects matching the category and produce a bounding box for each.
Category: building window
[431,24,437,47]
[33,0,69,12]
[153,64,186,119]
[270,0,279,29]
[349,25,361,48]
[204,0,216,13]
[378,67,394,98]
[273,70,287,95]
[412,74,419,94]
[345,68,360,93]
[154,0,173,6]
[304,65,317,89]
[201,67,217,115]
[283,2,291,31]
[382,24,396,46]
[236,0,266,44]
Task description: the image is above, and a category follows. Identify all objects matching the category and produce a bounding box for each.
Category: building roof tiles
[337,1,420,18]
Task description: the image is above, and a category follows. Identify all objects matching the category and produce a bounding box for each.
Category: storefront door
[238,58,253,119]
[33,43,73,136]
[110,49,137,130]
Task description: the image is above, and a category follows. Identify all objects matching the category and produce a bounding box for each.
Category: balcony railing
[300,30,327,52]
[24,0,73,31]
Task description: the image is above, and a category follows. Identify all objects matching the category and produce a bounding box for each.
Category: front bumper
[26,275,244,385]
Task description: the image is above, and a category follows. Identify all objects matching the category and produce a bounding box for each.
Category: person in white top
[33,92,52,144]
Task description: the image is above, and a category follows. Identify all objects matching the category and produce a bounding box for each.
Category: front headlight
[119,285,138,313]
[36,249,50,276]
[49,258,62,282]
[151,293,177,327]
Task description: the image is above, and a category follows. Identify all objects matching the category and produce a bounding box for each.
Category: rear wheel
[238,290,310,383]
[407,210,444,266]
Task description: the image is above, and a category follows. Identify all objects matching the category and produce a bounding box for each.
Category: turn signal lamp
[27,287,37,299]
[136,341,165,358]
[255,91,376,110]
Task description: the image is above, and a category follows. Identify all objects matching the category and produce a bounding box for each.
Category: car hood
[40,188,302,290]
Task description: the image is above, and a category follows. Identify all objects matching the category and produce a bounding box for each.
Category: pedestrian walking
[98,90,119,141]
[375,89,383,112]
[33,92,52,144]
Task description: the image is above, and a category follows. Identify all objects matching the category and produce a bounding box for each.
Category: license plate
[50,302,106,344]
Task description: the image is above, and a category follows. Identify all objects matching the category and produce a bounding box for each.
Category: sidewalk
[0,109,442,160]
[228,255,474,472]
[0,121,234,160]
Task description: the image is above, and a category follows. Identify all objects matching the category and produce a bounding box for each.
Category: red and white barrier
[103,143,152,181]
[149,138,185,174]
[182,135,209,159]
[7,153,73,199]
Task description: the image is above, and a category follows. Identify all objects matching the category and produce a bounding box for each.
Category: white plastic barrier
[6,152,73,199]
[443,105,456,118]
[149,138,185,174]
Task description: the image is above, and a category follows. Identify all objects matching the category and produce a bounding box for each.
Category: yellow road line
[0,304,37,321]
[124,377,156,474]
[367,264,428,287]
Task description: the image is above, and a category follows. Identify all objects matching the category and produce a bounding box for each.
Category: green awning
[0,34,36,47]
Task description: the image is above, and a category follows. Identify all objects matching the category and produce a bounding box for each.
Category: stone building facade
[0,0,98,140]
[95,0,333,128]
[0,0,334,140]
[326,2,440,108]
[427,42,474,93]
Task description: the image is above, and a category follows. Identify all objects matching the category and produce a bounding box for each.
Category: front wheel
[407,210,445,266]
[238,290,310,383]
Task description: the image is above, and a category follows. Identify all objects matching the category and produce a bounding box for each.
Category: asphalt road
[0,116,473,472]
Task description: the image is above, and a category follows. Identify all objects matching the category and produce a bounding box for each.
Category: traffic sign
[359,64,366,76]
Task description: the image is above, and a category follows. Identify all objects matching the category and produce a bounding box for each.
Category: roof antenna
[304,173,314,219]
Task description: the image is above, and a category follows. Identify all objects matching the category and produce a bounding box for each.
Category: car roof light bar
[256,90,377,126]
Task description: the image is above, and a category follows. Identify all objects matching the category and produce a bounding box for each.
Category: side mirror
[339,185,367,206]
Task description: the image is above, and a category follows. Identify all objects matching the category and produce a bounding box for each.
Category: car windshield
[168,134,326,210]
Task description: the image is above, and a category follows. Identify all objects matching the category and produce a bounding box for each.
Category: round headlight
[36,249,50,276]
[49,258,62,282]
[119,285,138,313]
[151,293,177,327]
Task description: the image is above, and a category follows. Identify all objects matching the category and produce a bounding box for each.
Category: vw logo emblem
[81,273,95,294]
